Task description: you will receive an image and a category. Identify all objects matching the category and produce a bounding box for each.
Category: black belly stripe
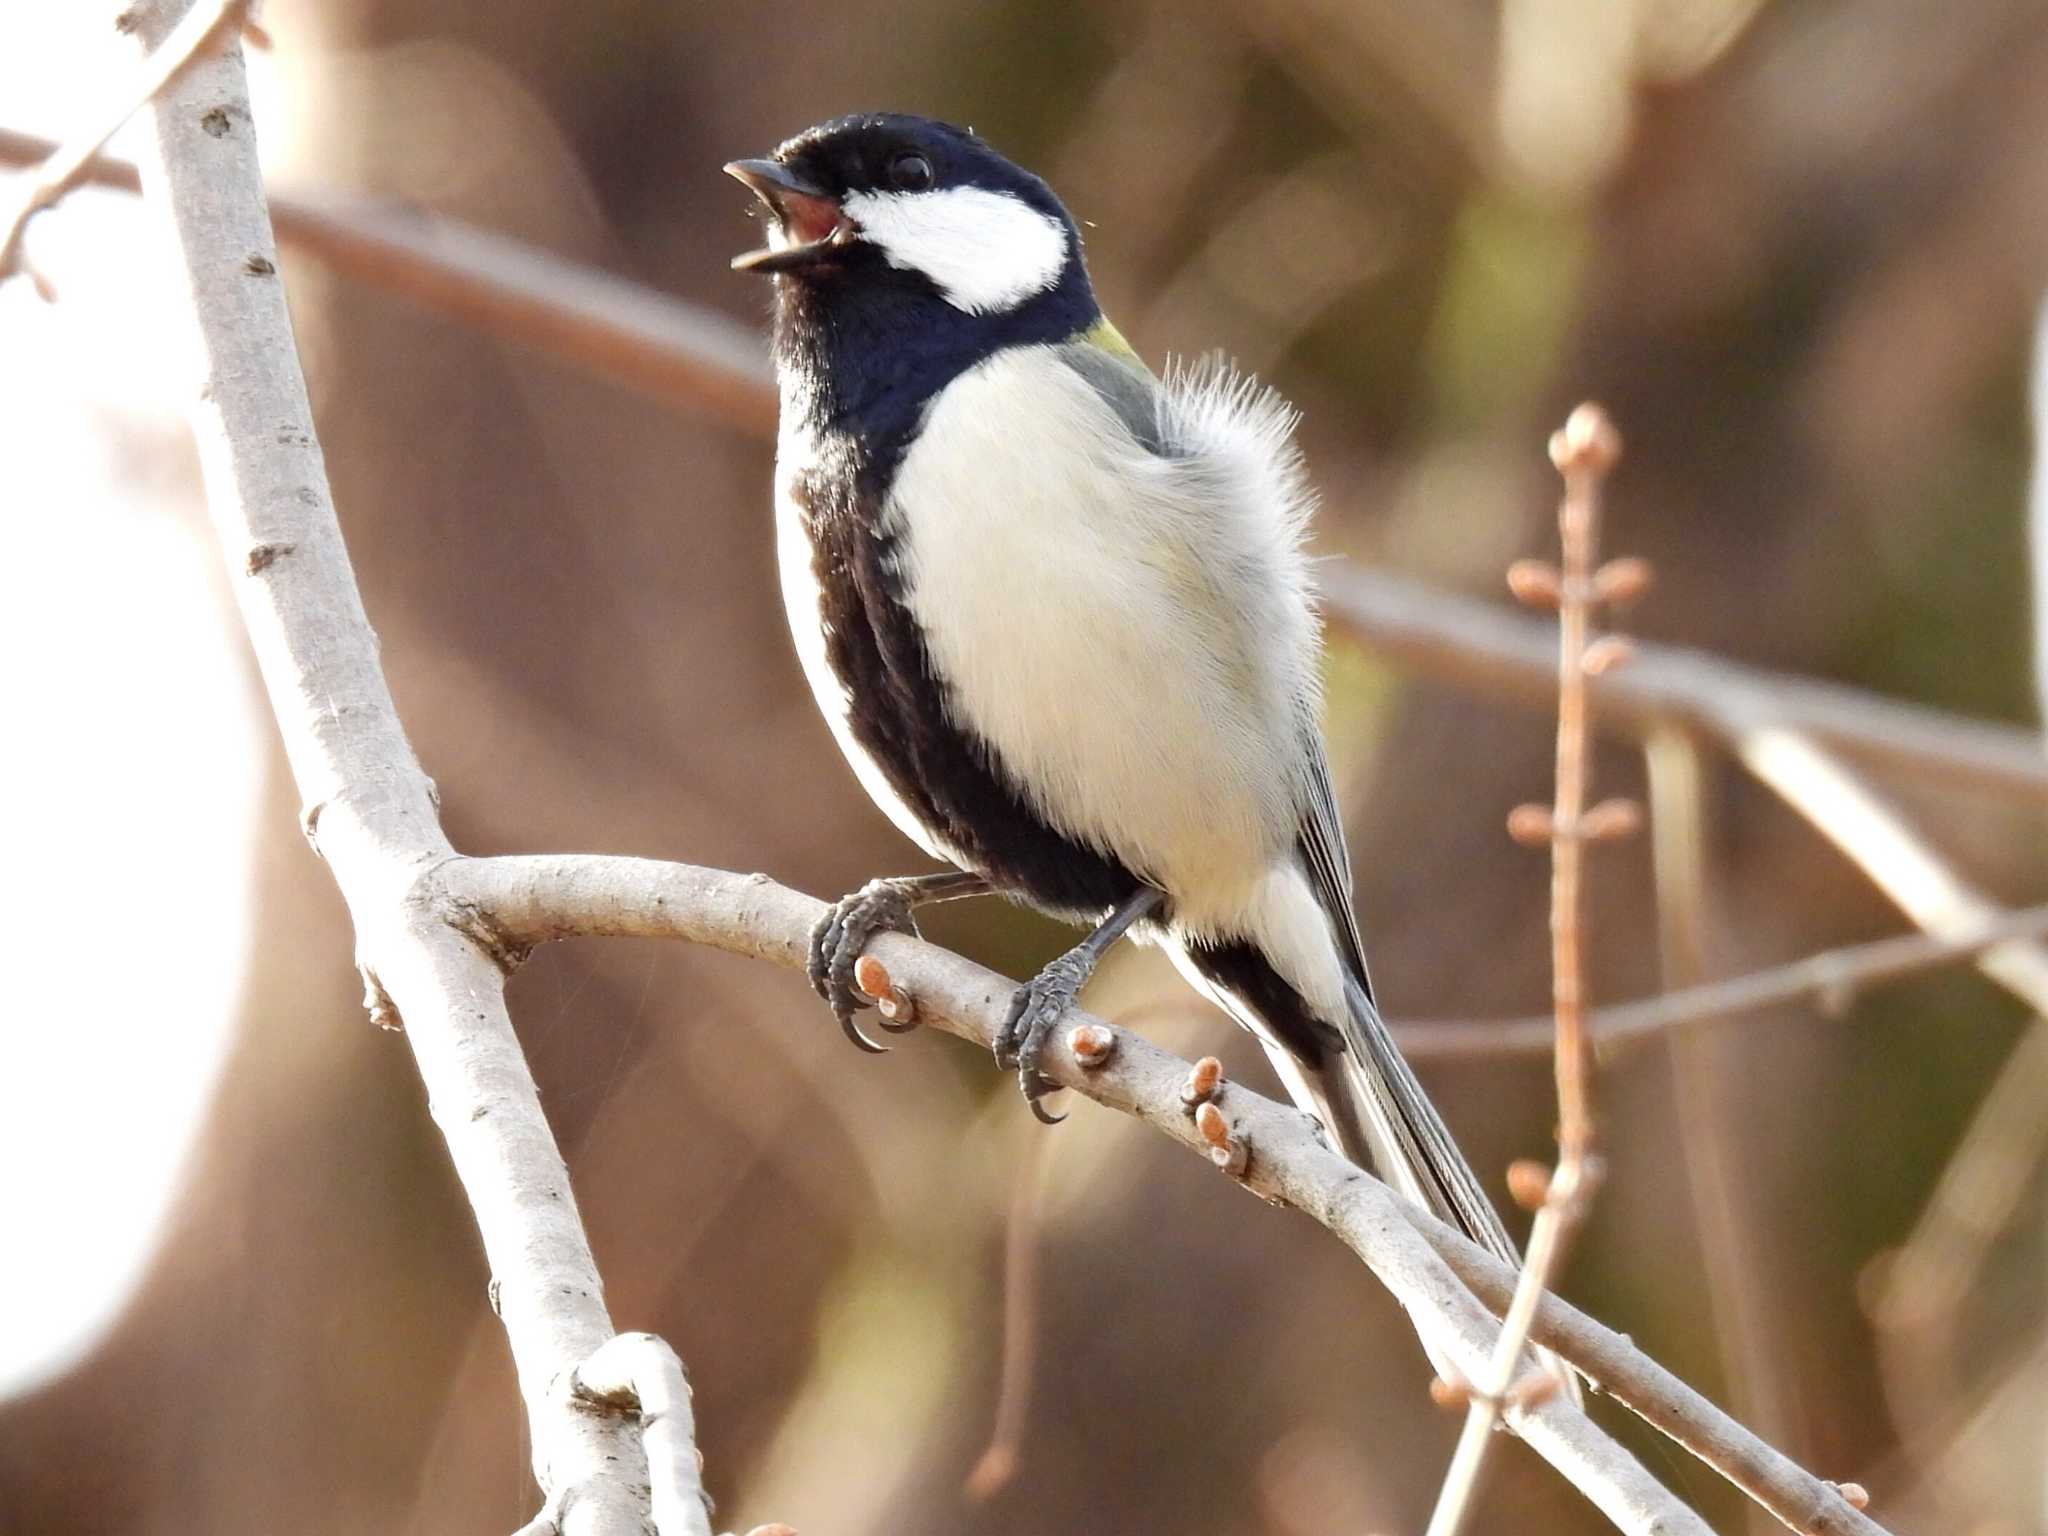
[793,463,1145,919]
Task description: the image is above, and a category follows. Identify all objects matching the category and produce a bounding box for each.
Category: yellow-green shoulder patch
[1083,318,1142,364]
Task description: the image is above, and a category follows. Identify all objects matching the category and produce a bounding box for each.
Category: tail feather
[1275,975,1581,1405]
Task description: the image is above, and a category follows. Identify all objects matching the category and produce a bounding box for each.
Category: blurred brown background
[2,0,2045,1531]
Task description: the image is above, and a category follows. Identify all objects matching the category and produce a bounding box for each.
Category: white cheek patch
[841,186,1070,314]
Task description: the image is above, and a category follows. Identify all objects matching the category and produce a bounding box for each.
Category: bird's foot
[808,878,927,1054]
[994,950,1095,1124]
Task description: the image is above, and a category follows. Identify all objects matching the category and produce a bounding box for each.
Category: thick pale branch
[448,854,1890,1536]
[122,6,656,1528]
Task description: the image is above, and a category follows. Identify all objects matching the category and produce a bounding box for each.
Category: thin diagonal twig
[1426,404,1630,1536]
[0,0,248,288]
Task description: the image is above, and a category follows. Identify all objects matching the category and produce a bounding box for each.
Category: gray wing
[1296,736,1374,999]
[1053,340,1173,456]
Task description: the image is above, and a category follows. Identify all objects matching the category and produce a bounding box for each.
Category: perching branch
[117,5,713,1532]
[446,853,1890,1536]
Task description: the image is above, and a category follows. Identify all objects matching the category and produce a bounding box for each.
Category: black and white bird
[726,113,1520,1276]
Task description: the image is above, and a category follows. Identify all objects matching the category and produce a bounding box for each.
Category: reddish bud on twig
[1549,403,1622,477]
[1582,636,1634,675]
[853,954,916,1025]
[1593,556,1654,606]
[1195,1100,1249,1175]
[1833,1484,1870,1511]
[1181,1055,1223,1108]
[1506,560,1562,609]
[1067,1022,1115,1067]
[1428,1375,1470,1410]
[1578,798,1643,841]
[743,1526,800,1536]
[1507,1159,1553,1210]
[1507,803,1554,846]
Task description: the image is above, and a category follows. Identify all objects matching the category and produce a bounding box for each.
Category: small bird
[726,113,1521,1277]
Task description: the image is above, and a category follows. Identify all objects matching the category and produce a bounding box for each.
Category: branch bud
[1428,1375,1470,1410]
[1506,560,1563,609]
[1195,1100,1249,1174]
[1582,635,1634,675]
[1506,1159,1553,1211]
[1507,803,1554,846]
[1181,1055,1223,1108]
[854,955,916,1025]
[1067,1022,1116,1068]
[1833,1484,1870,1511]
[1579,798,1643,841]
[1549,403,1622,477]
[1593,556,1654,606]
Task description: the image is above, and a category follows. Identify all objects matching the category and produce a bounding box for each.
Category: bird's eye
[888,151,935,192]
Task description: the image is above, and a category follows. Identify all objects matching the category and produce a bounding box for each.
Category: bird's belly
[886,368,1299,923]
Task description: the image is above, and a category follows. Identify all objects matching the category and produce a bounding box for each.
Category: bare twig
[120,6,704,1530]
[1395,900,2048,1059]
[1426,404,1628,1536]
[0,0,247,288]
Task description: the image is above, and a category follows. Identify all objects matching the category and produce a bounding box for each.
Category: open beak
[724,158,857,274]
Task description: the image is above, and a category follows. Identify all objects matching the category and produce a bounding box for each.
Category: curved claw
[1025,1089,1067,1126]
[876,1013,920,1034]
[839,1012,892,1055]
[999,953,1093,1125]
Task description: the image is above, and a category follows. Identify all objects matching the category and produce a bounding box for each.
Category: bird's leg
[997,886,1164,1122]
[810,871,991,1052]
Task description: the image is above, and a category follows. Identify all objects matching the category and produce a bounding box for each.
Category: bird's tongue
[779,189,844,246]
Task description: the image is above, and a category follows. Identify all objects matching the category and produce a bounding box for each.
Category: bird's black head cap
[727,114,1102,442]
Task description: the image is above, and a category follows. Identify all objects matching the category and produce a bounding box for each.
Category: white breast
[885,347,1323,936]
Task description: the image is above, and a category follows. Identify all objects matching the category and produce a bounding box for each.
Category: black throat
[769,254,1098,455]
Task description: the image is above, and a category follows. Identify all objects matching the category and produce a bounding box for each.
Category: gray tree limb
[121,5,661,1530]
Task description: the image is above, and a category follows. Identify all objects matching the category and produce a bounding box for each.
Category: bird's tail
[1263,975,1583,1405]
